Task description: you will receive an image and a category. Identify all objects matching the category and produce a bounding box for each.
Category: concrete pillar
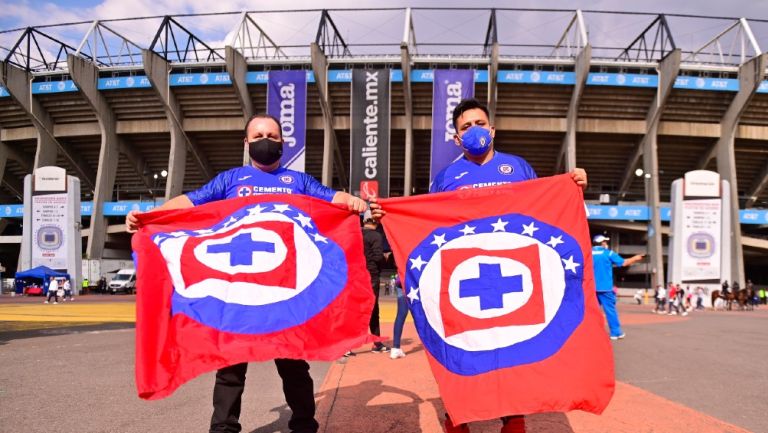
[618,49,681,199]
[556,44,591,173]
[0,141,8,189]
[716,54,767,287]
[67,54,119,260]
[310,43,348,188]
[487,43,499,123]
[142,50,195,199]
[0,61,97,187]
[0,140,24,199]
[400,44,414,196]
[643,50,681,289]
[224,45,253,166]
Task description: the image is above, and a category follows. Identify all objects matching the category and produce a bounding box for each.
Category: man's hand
[126,210,141,233]
[570,168,588,189]
[368,197,386,220]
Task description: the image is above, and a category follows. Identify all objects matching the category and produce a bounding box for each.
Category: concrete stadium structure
[1,8,767,286]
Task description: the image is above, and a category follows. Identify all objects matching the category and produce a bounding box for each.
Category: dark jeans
[209,359,319,433]
[46,290,58,303]
[368,270,384,348]
[393,288,409,348]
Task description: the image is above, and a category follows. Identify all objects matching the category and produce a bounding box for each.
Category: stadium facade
[0,8,767,287]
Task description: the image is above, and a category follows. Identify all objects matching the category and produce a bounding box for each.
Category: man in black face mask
[126,114,368,433]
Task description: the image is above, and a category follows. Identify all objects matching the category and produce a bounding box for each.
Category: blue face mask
[459,126,492,156]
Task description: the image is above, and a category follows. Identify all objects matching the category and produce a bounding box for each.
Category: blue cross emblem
[238,186,251,197]
[459,263,523,310]
[207,232,275,266]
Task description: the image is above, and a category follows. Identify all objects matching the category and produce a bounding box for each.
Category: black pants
[368,270,383,347]
[46,290,58,303]
[209,359,319,433]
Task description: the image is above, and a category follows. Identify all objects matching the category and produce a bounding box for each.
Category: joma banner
[350,69,390,199]
[430,69,474,186]
[267,70,307,172]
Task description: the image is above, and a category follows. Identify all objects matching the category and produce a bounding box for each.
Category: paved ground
[0,295,765,433]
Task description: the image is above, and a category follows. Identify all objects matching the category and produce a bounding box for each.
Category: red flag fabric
[380,174,615,424]
[132,194,376,400]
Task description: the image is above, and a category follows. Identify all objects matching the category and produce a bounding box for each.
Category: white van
[108,269,136,294]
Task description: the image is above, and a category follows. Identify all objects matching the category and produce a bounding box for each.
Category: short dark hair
[244,113,282,138]
[452,98,490,131]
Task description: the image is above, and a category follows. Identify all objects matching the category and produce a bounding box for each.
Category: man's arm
[125,194,194,233]
[332,191,367,213]
[622,254,645,267]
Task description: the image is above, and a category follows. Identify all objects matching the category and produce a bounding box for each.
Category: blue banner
[412,69,487,83]
[673,76,738,91]
[98,76,152,90]
[586,73,658,88]
[267,70,307,172]
[246,71,316,84]
[497,70,576,85]
[430,69,474,184]
[0,86,9,98]
[102,201,160,215]
[169,72,232,86]
[31,80,78,94]
[2,201,765,224]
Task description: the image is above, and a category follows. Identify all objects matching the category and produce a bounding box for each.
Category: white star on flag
[294,214,313,228]
[431,234,447,248]
[562,255,580,273]
[313,233,328,243]
[459,225,476,236]
[272,204,290,213]
[546,235,564,248]
[247,205,265,216]
[491,218,509,232]
[223,216,238,227]
[168,231,187,237]
[521,222,539,236]
[407,286,420,303]
[195,229,215,235]
[410,255,427,271]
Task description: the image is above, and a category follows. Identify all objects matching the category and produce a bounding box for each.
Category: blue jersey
[591,246,625,292]
[186,165,336,206]
[430,151,537,192]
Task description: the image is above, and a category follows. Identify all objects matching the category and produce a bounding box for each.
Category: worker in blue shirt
[127,113,368,433]
[372,98,588,433]
[591,234,644,341]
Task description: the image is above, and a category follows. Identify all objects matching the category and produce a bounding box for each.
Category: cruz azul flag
[380,175,615,424]
[132,195,376,400]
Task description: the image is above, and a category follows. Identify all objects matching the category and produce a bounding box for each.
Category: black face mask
[248,138,283,166]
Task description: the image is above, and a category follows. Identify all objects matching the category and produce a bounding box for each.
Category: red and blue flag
[132,195,376,400]
[380,174,614,424]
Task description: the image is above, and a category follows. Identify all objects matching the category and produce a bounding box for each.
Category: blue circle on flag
[406,213,584,376]
[155,202,347,335]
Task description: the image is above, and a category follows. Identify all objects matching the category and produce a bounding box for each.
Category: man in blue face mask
[429,98,588,433]
[431,98,587,193]
[126,114,368,433]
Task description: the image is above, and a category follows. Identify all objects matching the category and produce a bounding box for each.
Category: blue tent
[14,266,70,294]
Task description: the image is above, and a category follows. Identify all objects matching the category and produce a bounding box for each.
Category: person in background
[591,235,644,339]
[362,217,389,354]
[695,286,706,310]
[45,276,59,304]
[633,290,643,305]
[62,278,73,302]
[655,284,667,313]
[390,272,408,360]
